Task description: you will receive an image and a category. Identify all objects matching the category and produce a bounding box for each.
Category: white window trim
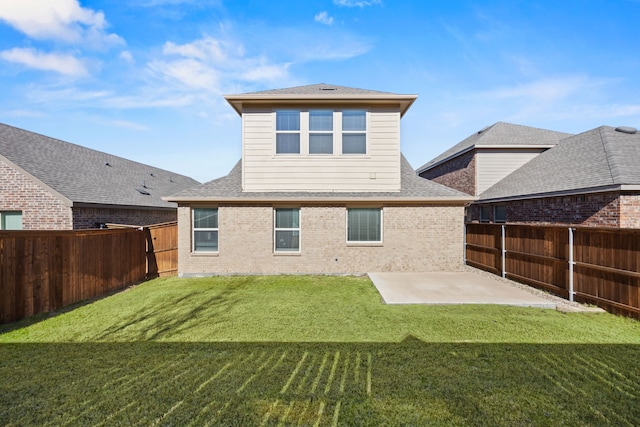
[309,109,335,155]
[274,208,301,254]
[346,207,383,246]
[275,109,301,155]
[192,208,219,254]
[341,109,368,156]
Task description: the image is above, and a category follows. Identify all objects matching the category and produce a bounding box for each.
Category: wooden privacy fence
[145,222,178,277]
[465,223,640,318]
[1,228,146,324]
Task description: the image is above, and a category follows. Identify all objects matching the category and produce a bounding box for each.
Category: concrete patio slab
[368,271,558,308]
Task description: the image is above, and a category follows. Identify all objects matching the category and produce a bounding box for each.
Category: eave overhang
[224,93,418,117]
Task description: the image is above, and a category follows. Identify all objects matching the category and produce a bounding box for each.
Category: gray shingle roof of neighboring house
[166,154,473,203]
[479,126,640,202]
[224,83,418,117]
[416,122,573,173]
[0,123,200,209]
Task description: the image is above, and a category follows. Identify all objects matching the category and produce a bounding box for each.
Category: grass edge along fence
[465,223,640,319]
[0,228,147,324]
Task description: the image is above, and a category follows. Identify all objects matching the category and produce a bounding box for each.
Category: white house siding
[241,107,401,192]
[177,204,464,275]
[476,149,545,194]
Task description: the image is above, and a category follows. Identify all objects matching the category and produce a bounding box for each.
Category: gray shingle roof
[0,123,200,208]
[479,126,640,201]
[167,154,472,202]
[240,83,395,96]
[417,122,572,172]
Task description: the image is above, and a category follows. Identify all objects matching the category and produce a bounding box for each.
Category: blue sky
[1,0,639,182]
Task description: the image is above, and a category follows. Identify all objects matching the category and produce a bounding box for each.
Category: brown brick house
[470,125,640,228]
[0,123,199,230]
[416,122,571,196]
[166,83,473,275]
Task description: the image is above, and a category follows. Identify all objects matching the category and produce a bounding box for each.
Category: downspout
[568,227,576,302]
[501,224,506,278]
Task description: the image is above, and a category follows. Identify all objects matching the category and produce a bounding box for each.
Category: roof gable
[224,83,418,117]
[479,126,640,201]
[0,123,200,209]
[417,122,572,172]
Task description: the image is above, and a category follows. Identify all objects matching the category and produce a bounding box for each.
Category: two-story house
[166,84,473,276]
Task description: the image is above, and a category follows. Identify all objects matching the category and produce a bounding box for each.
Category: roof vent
[615,126,637,134]
[105,162,112,167]
[320,87,337,91]
[136,188,150,195]
[477,125,490,134]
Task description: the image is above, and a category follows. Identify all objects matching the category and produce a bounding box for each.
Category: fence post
[568,227,575,302]
[501,224,506,278]
[463,223,467,265]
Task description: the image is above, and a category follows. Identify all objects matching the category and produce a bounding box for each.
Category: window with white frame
[309,110,333,154]
[274,208,300,252]
[342,110,367,154]
[192,208,218,252]
[0,211,22,230]
[275,110,300,154]
[347,208,381,243]
[494,205,506,223]
[479,205,490,223]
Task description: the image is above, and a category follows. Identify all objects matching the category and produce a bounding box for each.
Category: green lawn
[1,275,640,426]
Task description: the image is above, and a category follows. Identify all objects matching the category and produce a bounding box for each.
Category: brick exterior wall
[419,150,476,195]
[73,207,176,229]
[468,191,632,228]
[177,204,465,275]
[0,158,72,230]
[620,194,640,228]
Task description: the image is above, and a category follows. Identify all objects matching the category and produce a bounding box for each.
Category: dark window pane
[194,230,218,252]
[276,111,300,131]
[310,110,333,131]
[276,133,300,154]
[194,208,218,229]
[275,208,299,228]
[275,230,300,251]
[342,110,366,131]
[342,134,366,154]
[309,133,333,154]
[347,208,381,242]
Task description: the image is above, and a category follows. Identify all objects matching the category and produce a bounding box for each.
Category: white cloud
[0,0,123,47]
[149,36,291,93]
[314,11,334,26]
[0,47,88,76]
[119,50,134,63]
[333,0,381,7]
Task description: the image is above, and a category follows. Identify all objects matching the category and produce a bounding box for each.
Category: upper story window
[276,110,300,154]
[342,110,366,154]
[309,110,333,154]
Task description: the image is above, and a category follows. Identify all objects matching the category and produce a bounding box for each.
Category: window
[276,110,300,154]
[494,205,506,223]
[274,208,300,252]
[342,110,366,154]
[1,211,22,230]
[192,208,218,252]
[479,205,490,223]
[309,110,333,154]
[347,208,381,243]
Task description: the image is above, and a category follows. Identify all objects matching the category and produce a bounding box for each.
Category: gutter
[477,184,631,204]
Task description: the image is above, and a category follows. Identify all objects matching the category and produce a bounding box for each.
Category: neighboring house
[0,123,199,230]
[416,122,572,196]
[470,125,640,228]
[166,83,473,275]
